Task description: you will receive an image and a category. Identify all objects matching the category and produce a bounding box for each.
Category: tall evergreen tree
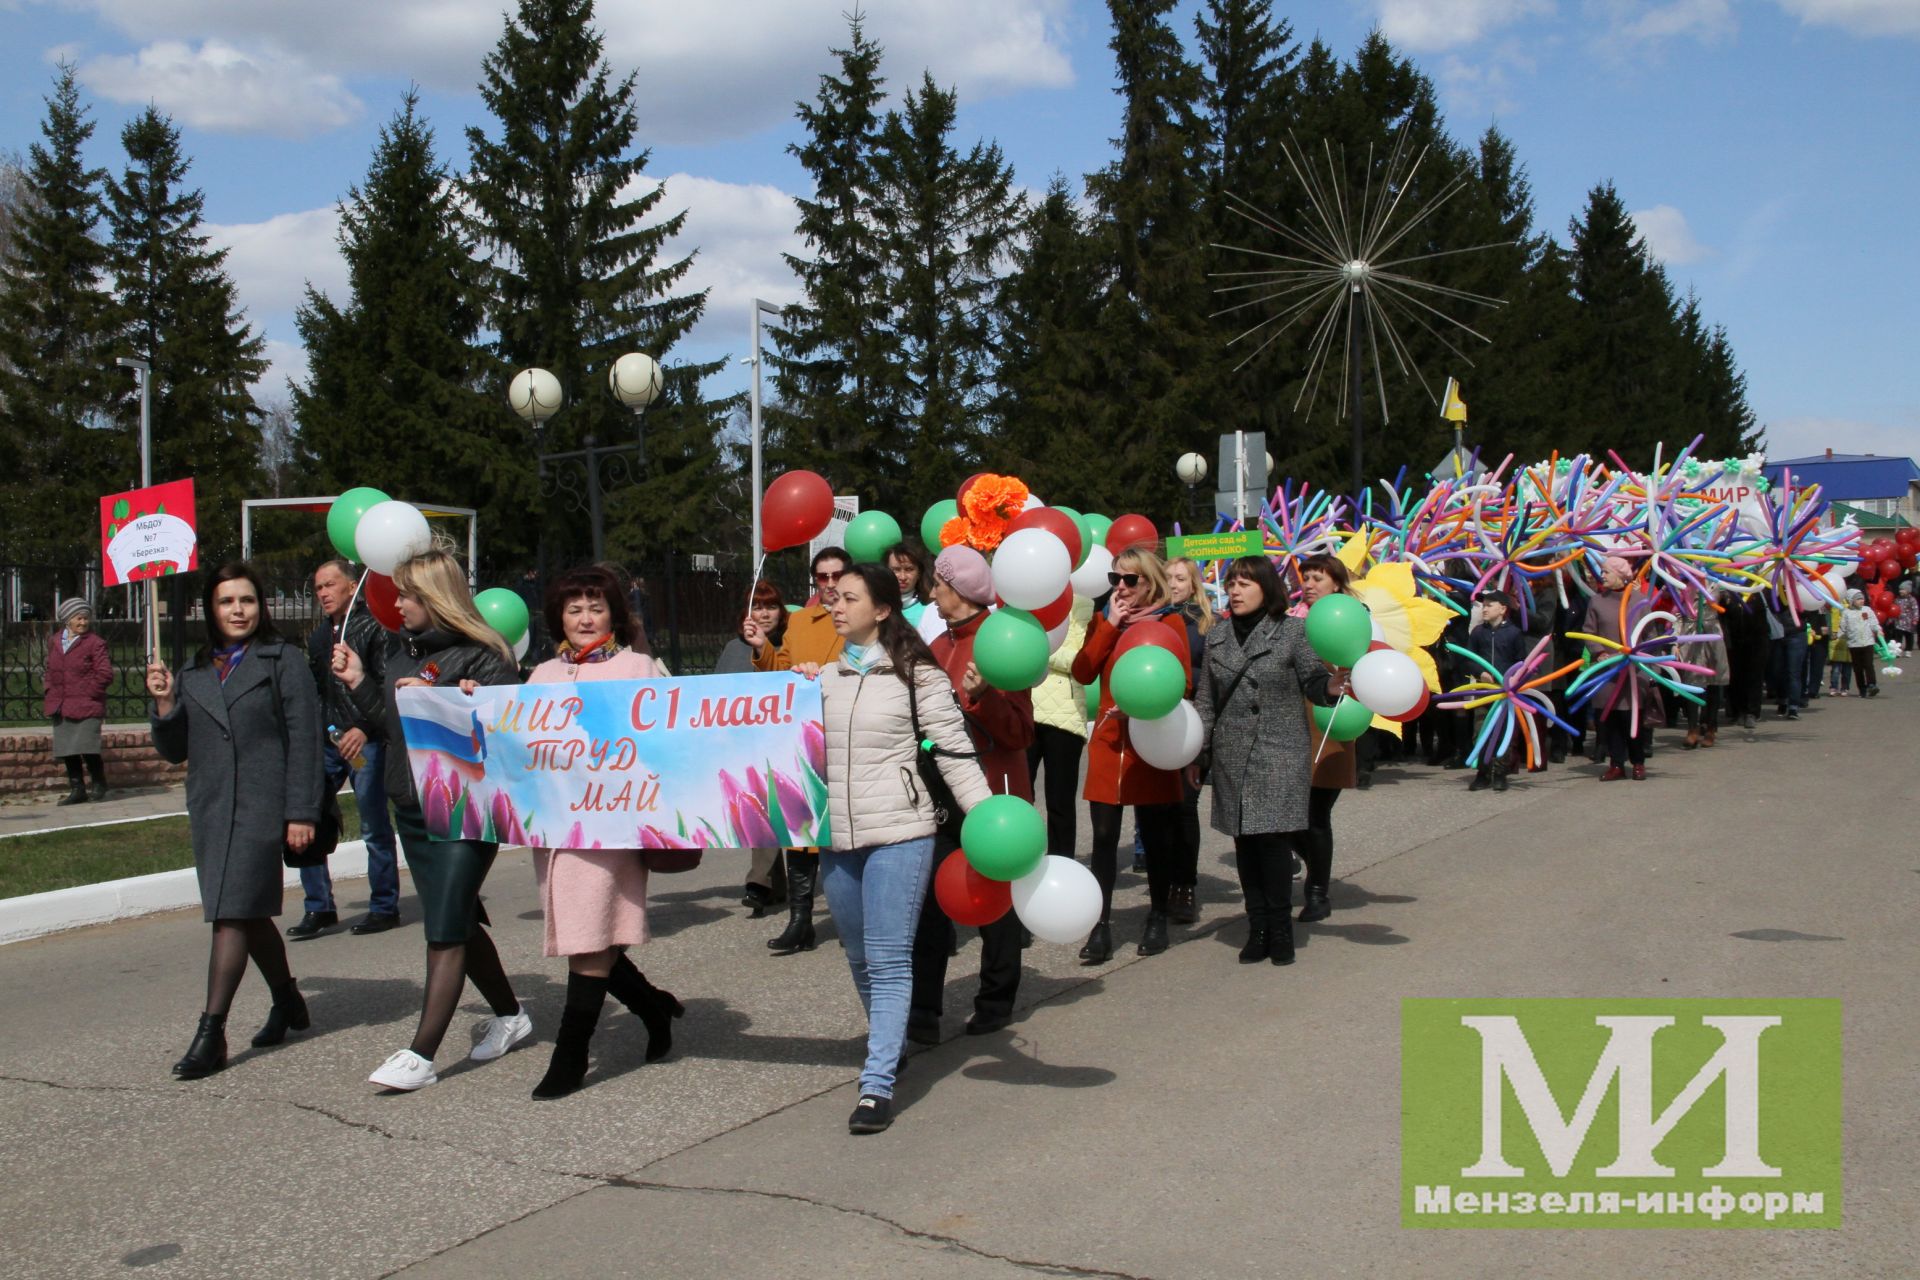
[105,106,266,563]
[871,71,1023,511]
[465,0,725,565]
[1566,181,1690,462]
[1084,0,1216,518]
[0,67,118,559]
[993,175,1111,498]
[294,93,516,554]
[769,16,899,505]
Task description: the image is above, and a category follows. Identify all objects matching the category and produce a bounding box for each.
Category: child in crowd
[1466,590,1527,793]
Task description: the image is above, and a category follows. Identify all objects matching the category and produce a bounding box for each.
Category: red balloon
[1367,639,1393,653]
[1898,528,1920,548]
[1114,619,1185,661]
[1008,507,1083,567]
[1385,685,1431,723]
[363,571,403,631]
[1900,547,1918,569]
[762,471,835,552]
[956,472,991,506]
[934,848,1012,927]
[1029,585,1075,631]
[1878,558,1903,581]
[1105,513,1159,557]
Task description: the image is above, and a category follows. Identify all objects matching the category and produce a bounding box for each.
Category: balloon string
[1313,693,1347,766]
[744,551,768,622]
[341,569,369,639]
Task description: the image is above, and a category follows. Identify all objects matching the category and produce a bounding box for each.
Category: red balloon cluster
[762,471,835,552]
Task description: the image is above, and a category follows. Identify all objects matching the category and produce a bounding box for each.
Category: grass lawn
[0,795,364,901]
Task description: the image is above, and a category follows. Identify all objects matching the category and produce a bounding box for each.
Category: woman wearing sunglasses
[1069,545,1202,962]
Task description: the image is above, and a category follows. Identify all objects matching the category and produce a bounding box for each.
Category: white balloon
[1022,493,1046,511]
[355,500,434,574]
[1011,855,1104,944]
[1046,616,1070,653]
[993,528,1073,610]
[513,632,530,662]
[1370,617,1387,642]
[1350,648,1424,717]
[1129,699,1203,770]
[1069,544,1114,599]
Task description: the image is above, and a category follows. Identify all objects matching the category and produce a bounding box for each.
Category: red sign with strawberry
[100,478,199,588]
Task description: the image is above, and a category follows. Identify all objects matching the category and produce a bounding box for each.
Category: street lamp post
[115,356,155,657]
[1176,451,1209,530]
[745,298,783,567]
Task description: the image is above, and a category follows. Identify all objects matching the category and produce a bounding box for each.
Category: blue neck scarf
[842,641,880,675]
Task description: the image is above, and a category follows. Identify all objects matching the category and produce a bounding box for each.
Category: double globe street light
[508,353,664,564]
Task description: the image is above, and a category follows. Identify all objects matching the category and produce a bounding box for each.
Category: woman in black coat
[148,564,326,1080]
[335,548,529,1093]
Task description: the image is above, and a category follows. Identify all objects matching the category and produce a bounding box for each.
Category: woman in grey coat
[1194,556,1342,966]
[149,563,326,1080]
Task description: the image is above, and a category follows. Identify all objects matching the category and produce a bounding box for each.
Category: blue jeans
[1768,630,1808,711]
[300,740,399,916]
[820,836,935,1100]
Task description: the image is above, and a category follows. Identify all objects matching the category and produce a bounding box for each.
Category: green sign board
[1165,530,1263,561]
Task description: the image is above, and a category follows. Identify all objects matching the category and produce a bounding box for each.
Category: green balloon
[1084,513,1113,549]
[960,794,1047,882]
[1083,675,1101,721]
[1304,594,1373,668]
[921,499,959,550]
[845,510,903,562]
[1313,697,1373,742]
[1110,645,1186,720]
[973,608,1049,691]
[473,587,530,646]
[1052,505,1093,569]
[328,486,391,561]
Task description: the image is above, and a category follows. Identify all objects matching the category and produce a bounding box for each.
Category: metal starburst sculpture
[1211,123,1509,492]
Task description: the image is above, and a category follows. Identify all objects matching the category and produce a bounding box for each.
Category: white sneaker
[369,1049,437,1091]
[470,1005,533,1062]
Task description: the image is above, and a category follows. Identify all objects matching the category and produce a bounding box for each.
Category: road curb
[0,839,369,946]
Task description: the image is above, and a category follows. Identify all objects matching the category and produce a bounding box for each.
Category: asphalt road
[1,686,1912,1278]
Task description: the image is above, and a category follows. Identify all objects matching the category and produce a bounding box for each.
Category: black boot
[1238,915,1269,963]
[767,852,817,954]
[1468,767,1491,792]
[1268,912,1297,966]
[1137,909,1170,956]
[57,776,87,806]
[1298,830,1333,924]
[607,953,684,1062]
[1168,884,1199,924]
[1492,761,1510,793]
[1078,920,1113,964]
[533,973,607,1100]
[250,979,311,1047]
[172,1013,228,1079]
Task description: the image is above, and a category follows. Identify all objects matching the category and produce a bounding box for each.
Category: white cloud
[1774,0,1920,37]
[1610,0,1737,41]
[205,205,345,318]
[71,0,1076,143]
[1763,415,1920,462]
[256,338,309,400]
[1374,0,1553,51]
[76,40,361,138]
[1630,203,1712,265]
[650,172,804,350]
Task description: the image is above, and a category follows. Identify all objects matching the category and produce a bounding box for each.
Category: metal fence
[0,551,810,724]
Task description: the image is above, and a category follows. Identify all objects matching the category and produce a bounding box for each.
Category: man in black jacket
[1467,590,1528,792]
[291,559,400,939]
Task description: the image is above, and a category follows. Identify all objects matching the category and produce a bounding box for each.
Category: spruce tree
[871,71,1022,512]
[294,92,515,555]
[770,16,900,505]
[104,106,266,563]
[465,0,725,566]
[0,67,118,560]
[993,175,1111,499]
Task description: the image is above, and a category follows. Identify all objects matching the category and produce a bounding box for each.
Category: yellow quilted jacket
[1030,596,1091,738]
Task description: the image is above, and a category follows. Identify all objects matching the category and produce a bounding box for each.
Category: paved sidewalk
[0,782,184,839]
[0,687,1912,1278]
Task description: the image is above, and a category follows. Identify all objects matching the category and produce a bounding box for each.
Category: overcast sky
[4,0,1915,465]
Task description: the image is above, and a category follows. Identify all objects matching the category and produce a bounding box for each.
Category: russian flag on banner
[400,695,488,765]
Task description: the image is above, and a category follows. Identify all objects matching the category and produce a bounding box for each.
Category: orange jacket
[753,605,845,672]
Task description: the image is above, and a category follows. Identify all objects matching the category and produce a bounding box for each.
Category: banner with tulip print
[396,673,828,851]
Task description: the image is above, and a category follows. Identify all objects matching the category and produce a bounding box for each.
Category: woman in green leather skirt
[335,548,531,1091]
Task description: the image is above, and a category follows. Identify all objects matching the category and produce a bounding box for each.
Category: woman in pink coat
[44,598,116,804]
[524,565,684,1099]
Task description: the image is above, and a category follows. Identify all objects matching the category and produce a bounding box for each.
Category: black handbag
[906,670,977,841]
[285,784,342,869]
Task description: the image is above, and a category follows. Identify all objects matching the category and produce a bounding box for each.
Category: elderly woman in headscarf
[1582,555,1654,781]
[44,597,115,804]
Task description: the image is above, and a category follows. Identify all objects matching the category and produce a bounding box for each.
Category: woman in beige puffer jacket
[804,565,990,1134]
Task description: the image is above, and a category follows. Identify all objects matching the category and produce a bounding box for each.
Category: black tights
[63,754,105,785]
[1683,686,1722,731]
[1088,801,1182,917]
[1233,832,1298,920]
[1027,724,1085,857]
[1176,783,1201,890]
[411,930,519,1059]
[205,918,292,1016]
